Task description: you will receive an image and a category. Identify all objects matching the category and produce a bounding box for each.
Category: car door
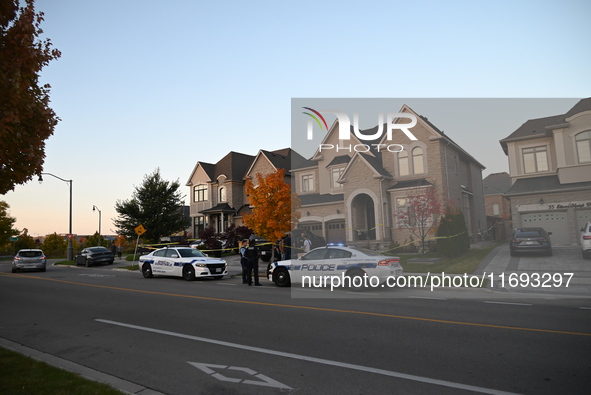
[325,248,353,277]
[165,248,183,276]
[152,249,173,275]
[294,248,328,283]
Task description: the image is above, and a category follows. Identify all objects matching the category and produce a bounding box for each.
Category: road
[1,260,590,394]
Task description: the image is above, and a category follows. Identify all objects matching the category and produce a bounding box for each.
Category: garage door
[521,211,569,245]
[326,220,346,244]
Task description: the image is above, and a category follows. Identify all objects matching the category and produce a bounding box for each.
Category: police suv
[139,246,227,281]
[267,244,403,288]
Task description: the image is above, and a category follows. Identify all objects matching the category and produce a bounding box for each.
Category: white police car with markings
[139,246,227,281]
[267,244,403,288]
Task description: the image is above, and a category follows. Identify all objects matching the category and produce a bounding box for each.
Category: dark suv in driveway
[510,227,553,256]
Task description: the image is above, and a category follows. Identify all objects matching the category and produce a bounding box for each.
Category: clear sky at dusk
[2,0,590,238]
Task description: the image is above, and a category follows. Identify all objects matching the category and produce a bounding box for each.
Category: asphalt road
[1,261,590,394]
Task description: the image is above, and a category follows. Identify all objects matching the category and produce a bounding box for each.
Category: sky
[2,0,590,238]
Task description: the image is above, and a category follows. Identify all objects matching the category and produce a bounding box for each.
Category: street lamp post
[92,205,101,243]
[38,173,74,261]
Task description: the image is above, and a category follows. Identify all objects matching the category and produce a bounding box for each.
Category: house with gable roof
[186,148,305,238]
[292,104,487,248]
[499,98,591,245]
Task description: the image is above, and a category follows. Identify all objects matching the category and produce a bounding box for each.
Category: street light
[38,173,74,261]
[92,205,101,243]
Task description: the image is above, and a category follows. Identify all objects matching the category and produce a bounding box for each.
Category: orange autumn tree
[243,169,301,259]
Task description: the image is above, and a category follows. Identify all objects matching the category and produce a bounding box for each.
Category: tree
[395,186,446,254]
[41,232,67,258]
[0,200,17,247]
[85,232,107,248]
[243,169,301,257]
[113,169,189,242]
[0,0,61,194]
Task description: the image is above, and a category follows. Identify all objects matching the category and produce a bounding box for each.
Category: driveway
[476,244,591,296]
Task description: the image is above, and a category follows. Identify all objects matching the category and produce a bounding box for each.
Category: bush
[436,206,470,257]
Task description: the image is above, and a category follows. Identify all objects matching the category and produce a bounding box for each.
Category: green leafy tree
[0,200,17,247]
[85,232,107,248]
[0,0,61,194]
[14,228,36,251]
[42,232,67,258]
[114,168,189,242]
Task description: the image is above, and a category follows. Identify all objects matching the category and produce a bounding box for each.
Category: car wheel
[583,250,591,260]
[11,268,16,273]
[108,260,114,265]
[40,267,46,272]
[184,266,196,281]
[510,249,517,257]
[142,264,153,278]
[345,269,367,290]
[273,268,291,287]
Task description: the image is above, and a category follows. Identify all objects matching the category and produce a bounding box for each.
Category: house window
[412,147,424,174]
[194,216,205,237]
[395,197,415,227]
[523,146,549,173]
[301,174,314,192]
[576,130,591,163]
[492,203,500,216]
[219,187,226,202]
[398,151,409,176]
[194,184,208,202]
[330,167,344,188]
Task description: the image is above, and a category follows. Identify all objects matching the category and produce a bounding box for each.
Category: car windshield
[89,247,109,253]
[177,248,205,258]
[19,251,42,257]
[515,230,544,237]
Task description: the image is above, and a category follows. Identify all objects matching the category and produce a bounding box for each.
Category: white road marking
[579,307,591,310]
[96,319,519,395]
[484,301,532,306]
[408,296,447,300]
[216,283,236,286]
[188,362,292,389]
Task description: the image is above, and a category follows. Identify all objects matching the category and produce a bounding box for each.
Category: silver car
[12,249,47,273]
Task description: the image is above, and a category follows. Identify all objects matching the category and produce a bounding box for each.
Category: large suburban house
[500,98,591,245]
[185,148,303,238]
[293,104,487,248]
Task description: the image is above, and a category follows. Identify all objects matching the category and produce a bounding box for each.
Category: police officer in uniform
[245,240,261,286]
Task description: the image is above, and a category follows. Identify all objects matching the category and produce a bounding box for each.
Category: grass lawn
[398,241,505,274]
[0,346,123,395]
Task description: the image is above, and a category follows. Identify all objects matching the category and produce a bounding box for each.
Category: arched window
[398,150,409,176]
[576,130,591,163]
[412,147,424,174]
[219,187,226,202]
[194,184,208,202]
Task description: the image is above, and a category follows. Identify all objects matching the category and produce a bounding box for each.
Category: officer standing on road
[245,240,261,286]
[239,239,249,284]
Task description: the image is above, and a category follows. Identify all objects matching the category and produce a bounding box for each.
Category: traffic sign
[135,224,146,236]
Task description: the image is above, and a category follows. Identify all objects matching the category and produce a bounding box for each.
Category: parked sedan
[12,249,46,273]
[268,244,403,288]
[75,246,115,267]
[510,228,553,256]
[139,246,227,280]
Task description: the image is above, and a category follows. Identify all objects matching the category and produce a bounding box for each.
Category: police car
[139,246,227,280]
[267,244,403,288]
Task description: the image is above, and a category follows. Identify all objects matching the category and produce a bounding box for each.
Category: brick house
[293,104,487,248]
[185,148,304,238]
[499,98,591,245]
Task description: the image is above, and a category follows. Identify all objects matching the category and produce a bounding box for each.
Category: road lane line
[96,319,519,395]
[484,301,532,306]
[408,296,447,300]
[3,273,590,337]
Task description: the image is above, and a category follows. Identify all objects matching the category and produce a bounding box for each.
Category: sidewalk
[474,243,591,296]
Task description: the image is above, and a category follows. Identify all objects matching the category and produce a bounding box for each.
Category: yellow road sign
[134,224,146,236]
